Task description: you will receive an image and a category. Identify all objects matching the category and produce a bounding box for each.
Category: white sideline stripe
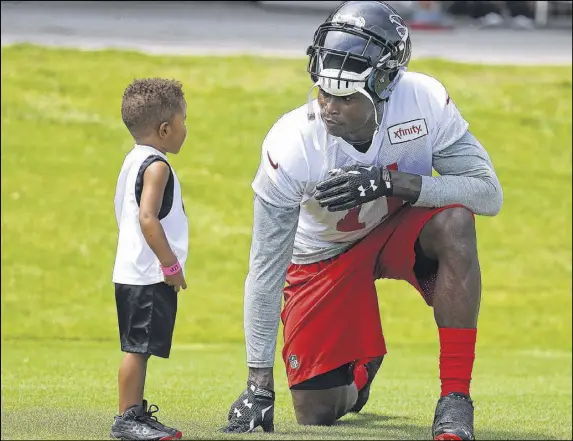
[171,343,243,351]
[518,349,572,359]
[1,36,571,66]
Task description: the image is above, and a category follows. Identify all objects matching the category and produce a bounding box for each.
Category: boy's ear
[158,121,170,139]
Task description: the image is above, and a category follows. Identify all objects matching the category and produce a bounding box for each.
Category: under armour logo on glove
[315,164,393,212]
[222,381,275,433]
[359,180,378,196]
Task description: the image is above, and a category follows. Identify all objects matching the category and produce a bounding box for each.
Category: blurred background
[1,1,572,64]
[258,0,573,29]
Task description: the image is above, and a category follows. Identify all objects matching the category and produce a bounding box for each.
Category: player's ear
[158,121,170,139]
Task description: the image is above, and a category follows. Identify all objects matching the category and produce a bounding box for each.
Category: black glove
[315,165,393,212]
[222,381,275,433]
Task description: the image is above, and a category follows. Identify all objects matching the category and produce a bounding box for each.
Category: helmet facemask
[306,25,409,127]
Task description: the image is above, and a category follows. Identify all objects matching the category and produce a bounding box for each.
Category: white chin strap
[355,87,380,133]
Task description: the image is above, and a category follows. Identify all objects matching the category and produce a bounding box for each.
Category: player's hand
[222,381,275,433]
[164,271,187,292]
[315,164,393,212]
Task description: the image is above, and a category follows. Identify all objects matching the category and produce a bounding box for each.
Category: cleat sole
[434,434,463,440]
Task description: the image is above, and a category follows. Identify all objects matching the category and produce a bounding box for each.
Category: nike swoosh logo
[267,151,279,170]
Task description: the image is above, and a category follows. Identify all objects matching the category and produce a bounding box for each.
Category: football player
[223,2,503,440]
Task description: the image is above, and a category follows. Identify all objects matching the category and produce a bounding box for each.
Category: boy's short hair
[121,78,185,139]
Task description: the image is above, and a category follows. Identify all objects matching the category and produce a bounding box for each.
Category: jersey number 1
[335,163,401,233]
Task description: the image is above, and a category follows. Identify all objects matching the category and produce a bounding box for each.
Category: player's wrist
[248,367,274,391]
[388,170,422,203]
[379,166,394,197]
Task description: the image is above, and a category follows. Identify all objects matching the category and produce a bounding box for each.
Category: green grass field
[1,44,571,440]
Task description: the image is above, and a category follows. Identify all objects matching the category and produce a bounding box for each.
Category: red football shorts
[281,203,467,388]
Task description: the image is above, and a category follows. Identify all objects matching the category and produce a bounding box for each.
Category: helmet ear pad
[367,69,397,99]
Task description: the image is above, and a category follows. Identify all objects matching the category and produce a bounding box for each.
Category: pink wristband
[161,261,181,276]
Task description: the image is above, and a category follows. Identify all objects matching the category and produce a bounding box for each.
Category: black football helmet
[307,1,411,100]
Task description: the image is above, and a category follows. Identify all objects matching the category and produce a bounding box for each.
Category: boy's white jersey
[251,72,469,257]
[112,144,188,285]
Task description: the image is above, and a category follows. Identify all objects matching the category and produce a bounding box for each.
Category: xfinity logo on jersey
[388,119,428,144]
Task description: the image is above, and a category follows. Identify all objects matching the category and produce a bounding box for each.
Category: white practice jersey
[252,72,468,261]
[112,144,189,285]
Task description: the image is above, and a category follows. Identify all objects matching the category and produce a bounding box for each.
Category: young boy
[111,78,188,440]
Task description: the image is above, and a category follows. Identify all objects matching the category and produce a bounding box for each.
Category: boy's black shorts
[115,282,178,358]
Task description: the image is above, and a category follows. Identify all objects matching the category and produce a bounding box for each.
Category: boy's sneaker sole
[110,432,172,440]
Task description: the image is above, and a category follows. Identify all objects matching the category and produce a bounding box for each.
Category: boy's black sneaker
[142,400,182,439]
[110,404,173,440]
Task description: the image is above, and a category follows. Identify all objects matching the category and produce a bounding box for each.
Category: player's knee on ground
[292,387,356,426]
[423,207,477,260]
[293,398,339,426]
[290,364,354,426]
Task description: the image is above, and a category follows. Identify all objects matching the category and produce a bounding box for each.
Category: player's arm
[139,161,187,289]
[244,194,300,389]
[223,194,299,434]
[393,81,503,216]
[406,130,503,216]
[386,131,503,214]
[224,122,306,433]
[243,121,307,381]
